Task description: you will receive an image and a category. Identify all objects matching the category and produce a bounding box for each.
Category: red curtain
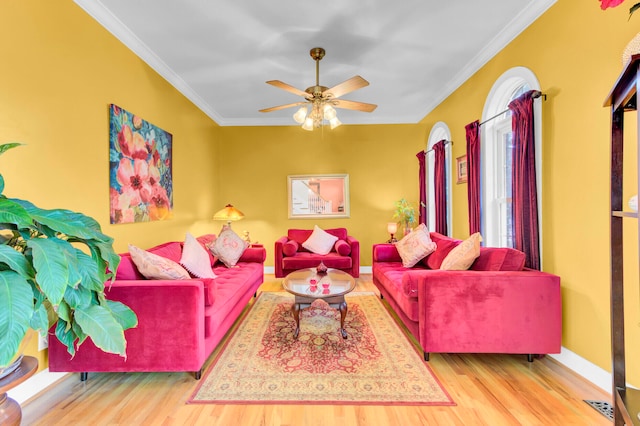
[508,90,540,270]
[433,140,447,235]
[465,120,481,235]
[416,150,427,225]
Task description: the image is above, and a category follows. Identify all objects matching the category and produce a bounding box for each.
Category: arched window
[481,67,542,257]
[426,122,452,236]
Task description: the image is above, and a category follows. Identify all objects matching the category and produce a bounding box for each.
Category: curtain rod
[479,90,545,127]
[425,139,453,154]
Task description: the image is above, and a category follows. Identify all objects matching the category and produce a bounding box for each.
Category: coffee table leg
[339,300,348,339]
[292,303,300,339]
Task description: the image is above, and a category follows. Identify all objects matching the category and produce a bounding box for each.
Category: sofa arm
[49,279,206,373]
[414,269,561,355]
[373,243,402,262]
[274,236,288,277]
[239,245,266,263]
[347,236,360,277]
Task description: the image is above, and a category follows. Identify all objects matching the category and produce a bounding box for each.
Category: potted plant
[0,143,137,373]
[392,198,417,237]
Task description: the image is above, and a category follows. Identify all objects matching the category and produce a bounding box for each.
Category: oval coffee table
[282,268,356,339]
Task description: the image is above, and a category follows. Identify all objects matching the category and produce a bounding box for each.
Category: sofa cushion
[423,232,461,270]
[199,277,216,307]
[196,234,218,266]
[282,252,352,271]
[440,232,482,270]
[372,261,421,322]
[209,226,249,267]
[115,254,144,280]
[180,232,217,279]
[128,244,191,280]
[470,247,526,271]
[334,239,351,256]
[147,241,183,263]
[288,228,348,249]
[395,224,437,268]
[302,225,339,255]
[282,240,299,257]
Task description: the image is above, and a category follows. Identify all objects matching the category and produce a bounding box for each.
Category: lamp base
[386,236,397,243]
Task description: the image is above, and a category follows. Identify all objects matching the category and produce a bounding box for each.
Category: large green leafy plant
[392,198,417,229]
[0,143,137,368]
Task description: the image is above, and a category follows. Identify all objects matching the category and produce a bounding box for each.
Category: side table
[0,356,38,426]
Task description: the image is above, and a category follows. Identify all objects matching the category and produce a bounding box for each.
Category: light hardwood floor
[22,274,611,425]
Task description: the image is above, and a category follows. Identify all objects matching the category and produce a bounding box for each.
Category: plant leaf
[74,304,127,357]
[75,249,104,292]
[10,199,111,241]
[0,244,35,279]
[63,284,92,309]
[105,300,138,330]
[28,238,76,305]
[0,198,34,230]
[55,319,76,357]
[0,143,24,156]
[30,302,50,333]
[0,270,33,367]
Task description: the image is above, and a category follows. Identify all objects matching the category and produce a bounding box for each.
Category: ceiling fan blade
[322,76,369,99]
[332,99,377,113]
[266,80,310,99]
[259,102,306,113]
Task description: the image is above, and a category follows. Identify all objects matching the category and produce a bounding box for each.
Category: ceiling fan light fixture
[302,117,314,131]
[329,116,342,129]
[293,106,308,124]
[323,104,337,120]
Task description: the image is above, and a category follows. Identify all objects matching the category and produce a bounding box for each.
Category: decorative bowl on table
[316,261,328,274]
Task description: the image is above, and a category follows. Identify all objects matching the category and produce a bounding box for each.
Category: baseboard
[7,368,68,404]
[550,347,611,394]
[360,266,372,274]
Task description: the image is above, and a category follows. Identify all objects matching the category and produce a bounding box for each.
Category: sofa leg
[194,368,203,380]
[380,294,384,300]
[80,372,88,381]
[527,354,534,362]
[424,352,430,361]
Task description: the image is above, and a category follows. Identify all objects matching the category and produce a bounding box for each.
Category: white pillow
[128,244,191,280]
[180,232,217,278]
[209,226,249,267]
[302,225,339,255]
[395,223,437,268]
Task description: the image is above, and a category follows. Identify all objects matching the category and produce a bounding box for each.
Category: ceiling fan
[259,47,377,130]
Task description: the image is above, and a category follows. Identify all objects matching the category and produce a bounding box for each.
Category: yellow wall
[5,0,640,385]
[217,124,427,266]
[0,1,220,371]
[419,0,640,381]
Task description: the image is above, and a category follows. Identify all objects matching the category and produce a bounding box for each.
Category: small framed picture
[456,155,468,184]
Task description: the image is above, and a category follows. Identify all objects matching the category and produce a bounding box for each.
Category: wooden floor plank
[21,274,611,425]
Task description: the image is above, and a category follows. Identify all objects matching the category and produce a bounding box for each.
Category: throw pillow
[395,223,437,268]
[440,232,482,270]
[302,225,339,255]
[180,232,217,279]
[334,239,351,256]
[282,239,299,257]
[209,226,249,267]
[128,244,190,280]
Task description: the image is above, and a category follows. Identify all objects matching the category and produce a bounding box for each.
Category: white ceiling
[74,0,555,126]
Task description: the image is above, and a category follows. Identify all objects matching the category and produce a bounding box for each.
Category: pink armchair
[274,228,359,278]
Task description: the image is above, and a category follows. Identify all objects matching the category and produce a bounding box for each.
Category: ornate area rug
[189,292,454,406]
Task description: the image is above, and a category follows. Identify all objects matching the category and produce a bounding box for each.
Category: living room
[1,0,638,424]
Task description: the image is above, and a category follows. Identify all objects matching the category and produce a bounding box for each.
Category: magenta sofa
[48,235,266,380]
[274,228,360,278]
[372,232,561,361]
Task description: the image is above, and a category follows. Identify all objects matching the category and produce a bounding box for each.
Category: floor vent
[584,400,614,421]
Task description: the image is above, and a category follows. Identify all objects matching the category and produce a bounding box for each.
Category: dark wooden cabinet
[605,53,640,426]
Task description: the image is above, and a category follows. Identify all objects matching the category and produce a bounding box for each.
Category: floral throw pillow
[302,225,339,255]
[180,232,217,279]
[209,226,249,267]
[128,244,190,280]
[440,232,482,270]
[395,223,437,268]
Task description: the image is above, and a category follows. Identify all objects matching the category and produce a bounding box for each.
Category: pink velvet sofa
[372,232,561,361]
[274,228,360,278]
[48,235,266,380]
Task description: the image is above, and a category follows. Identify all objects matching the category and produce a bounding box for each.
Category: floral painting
[109,104,173,224]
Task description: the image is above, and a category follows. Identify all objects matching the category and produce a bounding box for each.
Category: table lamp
[387,222,398,243]
[213,204,245,227]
